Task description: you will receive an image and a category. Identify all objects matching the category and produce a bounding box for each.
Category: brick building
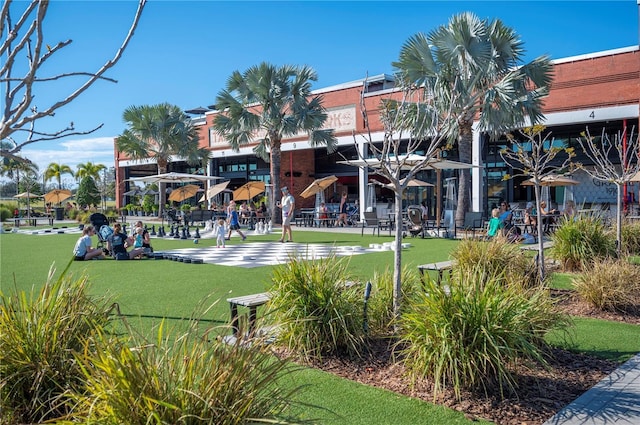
[115,46,639,217]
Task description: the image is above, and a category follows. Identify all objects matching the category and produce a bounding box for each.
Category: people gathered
[108,222,145,260]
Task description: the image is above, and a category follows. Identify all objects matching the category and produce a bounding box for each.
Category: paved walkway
[543,353,640,425]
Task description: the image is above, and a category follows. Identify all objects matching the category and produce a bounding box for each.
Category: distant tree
[0,0,146,163]
[394,12,552,225]
[76,176,100,208]
[1,153,39,195]
[116,103,210,217]
[500,125,575,281]
[44,162,74,189]
[576,126,640,257]
[213,62,337,222]
[76,162,106,181]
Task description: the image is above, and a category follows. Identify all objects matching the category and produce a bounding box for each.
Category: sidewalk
[543,353,640,425]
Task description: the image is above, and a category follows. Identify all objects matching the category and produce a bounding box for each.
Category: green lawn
[2,224,639,424]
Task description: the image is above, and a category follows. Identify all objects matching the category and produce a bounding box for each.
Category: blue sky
[11,0,639,181]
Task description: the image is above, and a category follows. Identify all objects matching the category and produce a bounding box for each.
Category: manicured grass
[2,225,639,424]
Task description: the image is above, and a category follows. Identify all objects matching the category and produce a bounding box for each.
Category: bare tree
[500,125,575,281]
[352,84,452,319]
[576,126,640,256]
[0,0,146,162]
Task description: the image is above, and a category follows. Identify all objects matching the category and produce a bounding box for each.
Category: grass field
[2,222,639,424]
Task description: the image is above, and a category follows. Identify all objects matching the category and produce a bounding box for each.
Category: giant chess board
[155,242,383,268]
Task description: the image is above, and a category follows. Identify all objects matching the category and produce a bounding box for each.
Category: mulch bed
[278,290,639,425]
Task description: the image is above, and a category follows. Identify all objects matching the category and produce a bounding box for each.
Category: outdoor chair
[361,211,382,236]
[454,211,485,239]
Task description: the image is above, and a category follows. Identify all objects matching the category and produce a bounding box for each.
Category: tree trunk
[456,124,473,226]
[157,160,168,218]
[534,185,546,282]
[616,183,622,257]
[270,139,282,225]
[392,189,404,322]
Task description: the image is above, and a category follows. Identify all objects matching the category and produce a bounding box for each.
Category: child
[133,226,144,249]
[73,225,105,261]
[216,218,226,248]
[487,208,502,238]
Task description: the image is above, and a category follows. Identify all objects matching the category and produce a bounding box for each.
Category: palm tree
[44,162,74,190]
[117,103,210,217]
[76,162,106,181]
[1,155,39,195]
[212,62,337,222]
[393,12,552,225]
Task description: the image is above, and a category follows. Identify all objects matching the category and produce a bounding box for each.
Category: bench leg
[230,304,239,336]
[248,306,258,336]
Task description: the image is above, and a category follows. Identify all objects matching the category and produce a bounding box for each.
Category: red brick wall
[544,50,639,113]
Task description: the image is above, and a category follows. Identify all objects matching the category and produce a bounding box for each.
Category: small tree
[576,126,640,257]
[353,83,452,319]
[500,125,575,280]
[76,176,100,209]
[0,0,146,162]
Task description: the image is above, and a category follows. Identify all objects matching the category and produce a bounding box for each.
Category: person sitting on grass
[108,222,145,260]
[72,225,105,261]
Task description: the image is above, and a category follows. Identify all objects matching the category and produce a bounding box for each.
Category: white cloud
[21,136,116,174]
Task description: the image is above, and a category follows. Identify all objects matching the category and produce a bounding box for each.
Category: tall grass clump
[267,253,365,361]
[573,257,640,312]
[366,266,421,336]
[622,220,640,255]
[551,215,615,271]
[451,236,540,287]
[398,267,569,400]
[0,269,113,424]
[65,320,301,425]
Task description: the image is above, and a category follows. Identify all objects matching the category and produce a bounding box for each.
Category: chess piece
[122,224,127,234]
[159,226,165,237]
[267,220,272,233]
[168,225,175,238]
[150,225,156,236]
[256,221,263,234]
[180,226,187,239]
[194,228,201,239]
[186,226,191,238]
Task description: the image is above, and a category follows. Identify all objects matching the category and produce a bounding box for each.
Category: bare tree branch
[0,0,146,160]
[576,126,640,255]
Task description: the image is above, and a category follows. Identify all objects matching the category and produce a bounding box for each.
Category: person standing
[216,218,227,248]
[226,200,247,241]
[72,225,105,261]
[277,186,295,242]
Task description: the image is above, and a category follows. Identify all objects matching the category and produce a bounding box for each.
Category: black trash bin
[54,207,64,221]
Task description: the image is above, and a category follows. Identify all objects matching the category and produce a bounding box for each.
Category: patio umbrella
[521,175,580,187]
[128,172,222,184]
[338,155,478,171]
[384,178,434,189]
[123,187,146,196]
[300,175,338,198]
[233,181,266,201]
[168,184,201,202]
[44,189,73,204]
[14,192,42,199]
[198,180,230,203]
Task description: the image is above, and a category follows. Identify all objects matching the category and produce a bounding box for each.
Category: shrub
[67,320,300,425]
[0,269,113,424]
[266,253,365,361]
[398,267,568,400]
[573,257,640,312]
[0,206,12,221]
[451,236,540,287]
[622,221,640,255]
[551,215,616,271]
[366,266,421,335]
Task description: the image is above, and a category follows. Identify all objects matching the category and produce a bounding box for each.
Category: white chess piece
[256,221,264,234]
[267,220,272,233]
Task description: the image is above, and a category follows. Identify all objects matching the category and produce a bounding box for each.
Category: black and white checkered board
[155,242,383,268]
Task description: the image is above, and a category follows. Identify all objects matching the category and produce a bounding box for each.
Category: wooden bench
[417,260,456,285]
[226,292,271,337]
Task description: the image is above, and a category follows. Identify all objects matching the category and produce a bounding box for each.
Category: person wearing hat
[277,186,295,242]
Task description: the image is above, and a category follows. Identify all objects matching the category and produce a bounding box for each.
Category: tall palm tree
[212,62,337,222]
[76,162,106,181]
[44,162,74,190]
[117,103,210,217]
[393,12,552,224]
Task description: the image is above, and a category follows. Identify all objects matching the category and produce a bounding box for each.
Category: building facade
[115,46,639,217]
